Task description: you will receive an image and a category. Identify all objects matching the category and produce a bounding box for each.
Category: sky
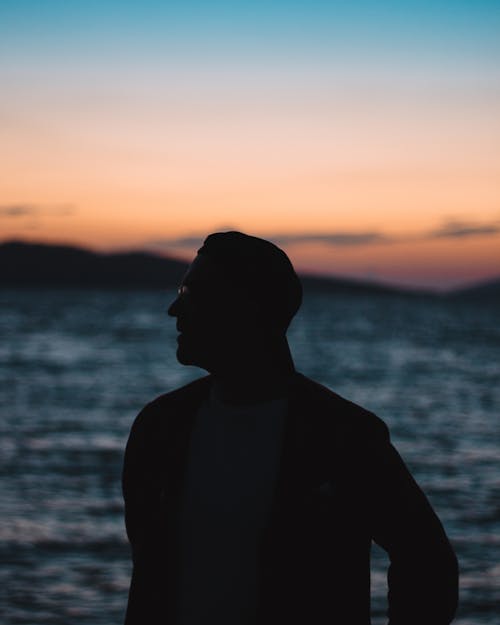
[1,0,499,290]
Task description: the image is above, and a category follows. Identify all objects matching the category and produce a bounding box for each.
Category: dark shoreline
[1,240,498,303]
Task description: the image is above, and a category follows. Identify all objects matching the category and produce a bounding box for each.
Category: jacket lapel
[268,372,332,511]
[163,371,330,509]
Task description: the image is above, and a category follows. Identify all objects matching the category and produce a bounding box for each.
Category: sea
[1,287,499,624]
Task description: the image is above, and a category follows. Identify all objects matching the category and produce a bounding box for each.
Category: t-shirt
[175,389,288,625]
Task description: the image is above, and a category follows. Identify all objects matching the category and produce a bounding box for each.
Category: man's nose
[167,296,180,317]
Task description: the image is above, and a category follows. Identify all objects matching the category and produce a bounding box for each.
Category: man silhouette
[123,231,458,625]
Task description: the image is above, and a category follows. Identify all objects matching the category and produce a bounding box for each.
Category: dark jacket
[122,372,458,624]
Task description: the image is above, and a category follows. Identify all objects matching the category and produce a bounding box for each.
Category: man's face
[167,253,258,370]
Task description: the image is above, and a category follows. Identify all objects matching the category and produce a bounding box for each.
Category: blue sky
[1,0,499,288]
[2,1,499,67]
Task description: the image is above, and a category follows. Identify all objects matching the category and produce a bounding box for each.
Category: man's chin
[176,346,193,365]
[176,345,205,368]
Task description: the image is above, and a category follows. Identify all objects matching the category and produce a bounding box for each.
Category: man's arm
[369,430,459,625]
[122,406,167,624]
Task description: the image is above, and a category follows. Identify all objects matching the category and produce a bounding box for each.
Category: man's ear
[235,294,262,324]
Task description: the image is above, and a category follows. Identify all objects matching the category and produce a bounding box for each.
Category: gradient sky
[1,1,499,289]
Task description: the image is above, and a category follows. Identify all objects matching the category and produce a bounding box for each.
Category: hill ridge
[1,240,498,301]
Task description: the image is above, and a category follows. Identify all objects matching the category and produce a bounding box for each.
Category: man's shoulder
[130,375,211,434]
[294,372,390,443]
[144,374,211,411]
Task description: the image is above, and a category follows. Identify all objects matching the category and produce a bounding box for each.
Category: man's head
[168,231,302,371]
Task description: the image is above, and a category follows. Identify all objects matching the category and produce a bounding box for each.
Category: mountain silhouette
[449,277,500,303]
[0,240,188,288]
[1,240,497,301]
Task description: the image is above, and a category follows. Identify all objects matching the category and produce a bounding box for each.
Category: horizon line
[1,236,499,295]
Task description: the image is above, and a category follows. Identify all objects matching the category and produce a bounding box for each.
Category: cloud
[145,217,500,255]
[0,204,76,218]
[157,235,206,248]
[268,232,392,246]
[0,205,37,217]
[148,230,392,250]
[148,225,238,250]
[428,219,500,239]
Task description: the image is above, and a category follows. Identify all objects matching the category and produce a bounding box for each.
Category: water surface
[1,288,498,624]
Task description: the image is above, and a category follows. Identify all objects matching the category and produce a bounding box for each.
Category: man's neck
[211,369,294,406]
[210,339,296,406]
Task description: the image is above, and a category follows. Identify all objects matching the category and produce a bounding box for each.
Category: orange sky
[1,3,499,289]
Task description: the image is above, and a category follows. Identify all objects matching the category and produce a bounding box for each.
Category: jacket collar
[164,372,328,503]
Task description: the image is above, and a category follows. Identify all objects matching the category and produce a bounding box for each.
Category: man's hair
[198,231,302,333]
